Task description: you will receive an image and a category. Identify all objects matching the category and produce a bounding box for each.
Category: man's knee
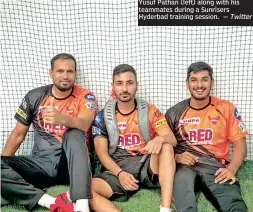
[1,156,11,168]
[89,180,115,210]
[217,184,247,212]
[63,128,87,146]
[92,178,113,199]
[1,160,17,180]
[154,144,175,174]
[228,201,247,212]
[159,143,175,165]
[1,164,11,179]
[63,128,85,140]
[218,199,247,212]
[1,158,9,171]
[174,166,196,188]
[160,143,174,155]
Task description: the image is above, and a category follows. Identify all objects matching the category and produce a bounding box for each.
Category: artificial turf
[2,161,253,212]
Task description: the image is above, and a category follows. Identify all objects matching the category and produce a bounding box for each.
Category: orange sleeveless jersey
[166,96,247,161]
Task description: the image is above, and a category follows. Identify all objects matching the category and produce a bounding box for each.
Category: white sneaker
[160,205,172,212]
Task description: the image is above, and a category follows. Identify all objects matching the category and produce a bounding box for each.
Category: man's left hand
[139,136,164,155]
[215,167,237,184]
[44,107,65,125]
[43,97,66,125]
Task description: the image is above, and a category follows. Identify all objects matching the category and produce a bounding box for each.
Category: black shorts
[97,155,160,201]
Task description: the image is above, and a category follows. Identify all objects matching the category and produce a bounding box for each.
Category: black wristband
[116,169,124,177]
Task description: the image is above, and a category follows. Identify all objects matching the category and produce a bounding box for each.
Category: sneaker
[160,205,172,212]
[50,191,74,212]
[50,205,74,212]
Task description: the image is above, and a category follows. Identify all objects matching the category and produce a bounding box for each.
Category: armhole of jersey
[137,98,151,142]
[104,100,119,155]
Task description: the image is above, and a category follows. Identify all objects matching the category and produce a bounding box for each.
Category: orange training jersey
[15,84,97,154]
[165,96,247,163]
[92,100,170,161]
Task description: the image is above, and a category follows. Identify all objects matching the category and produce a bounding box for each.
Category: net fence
[1,0,252,160]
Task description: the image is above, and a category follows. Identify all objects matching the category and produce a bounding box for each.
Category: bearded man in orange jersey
[1,53,97,212]
[90,64,176,212]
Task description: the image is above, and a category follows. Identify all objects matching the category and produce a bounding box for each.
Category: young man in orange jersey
[166,61,247,212]
[1,53,97,212]
[90,64,176,212]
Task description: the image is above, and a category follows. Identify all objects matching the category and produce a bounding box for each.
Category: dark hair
[50,53,77,71]
[187,61,213,80]
[113,64,137,81]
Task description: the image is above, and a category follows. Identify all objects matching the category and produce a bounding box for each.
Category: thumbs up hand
[43,97,65,125]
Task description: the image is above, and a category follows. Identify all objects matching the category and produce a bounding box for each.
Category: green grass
[2,180,253,212]
[2,161,253,212]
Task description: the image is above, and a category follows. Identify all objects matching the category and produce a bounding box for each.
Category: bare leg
[89,178,120,212]
[150,143,175,208]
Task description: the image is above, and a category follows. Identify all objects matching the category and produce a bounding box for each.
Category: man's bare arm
[215,137,247,184]
[140,127,177,155]
[228,137,247,174]
[94,136,122,176]
[156,127,177,147]
[44,108,95,132]
[2,122,29,156]
[60,114,95,132]
[94,136,139,190]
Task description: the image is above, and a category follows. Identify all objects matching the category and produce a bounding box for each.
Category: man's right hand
[175,152,199,166]
[118,171,139,191]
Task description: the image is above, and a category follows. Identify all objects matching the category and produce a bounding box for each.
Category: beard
[189,87,211,100]
[53,82,73,92]
[116,92,136,102]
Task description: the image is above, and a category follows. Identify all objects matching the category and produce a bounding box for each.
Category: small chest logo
[118,122,127,130]
[208,116,220,125]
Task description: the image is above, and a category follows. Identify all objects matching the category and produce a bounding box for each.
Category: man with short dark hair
[1,53,97,212]
[90,64,176,212]
[165,61,247,212]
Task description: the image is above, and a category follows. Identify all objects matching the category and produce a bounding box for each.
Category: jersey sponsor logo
[84,94,95,101]
[208,116,220,125]
[17,108,27,120]
[92,126,101,135]
[155,118,167,127]
[94,113,102,125]
[86,102,97,109]
[118,122,127,130]
[118,133,141,149]
[44,122,67,132]
[188,128,213,145]
[234,108,241,120]
[238,122,246,132]
[179,117,200,125]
